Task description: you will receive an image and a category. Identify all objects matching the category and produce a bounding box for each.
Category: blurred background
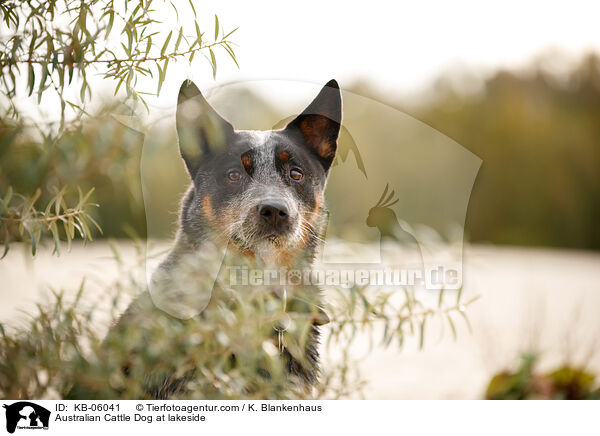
[4,51,599,248]
[2,0,600,399]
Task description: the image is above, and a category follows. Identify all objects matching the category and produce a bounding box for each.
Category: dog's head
[176,80,341,264]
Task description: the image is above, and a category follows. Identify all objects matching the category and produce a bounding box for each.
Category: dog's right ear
[284,79,341,172]
[176,80,234,177]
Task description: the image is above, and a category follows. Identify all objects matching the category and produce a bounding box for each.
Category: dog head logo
[2,402,50,434]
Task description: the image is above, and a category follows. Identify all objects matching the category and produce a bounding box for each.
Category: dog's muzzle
[254,199,296,238]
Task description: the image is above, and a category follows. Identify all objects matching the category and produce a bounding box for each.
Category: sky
[179,0,600,97]
[9,0,600,124]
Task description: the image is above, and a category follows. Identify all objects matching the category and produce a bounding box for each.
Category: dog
[80,79,341,399]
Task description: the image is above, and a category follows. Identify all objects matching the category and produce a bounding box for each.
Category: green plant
[485,352,600,400]
[0,246,478,399]
[0,0,238,254]
[0,186,100,257]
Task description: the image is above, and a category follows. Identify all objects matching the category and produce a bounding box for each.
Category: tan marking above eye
[279,151,290,162]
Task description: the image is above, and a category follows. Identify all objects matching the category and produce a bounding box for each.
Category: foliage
[485,353,600,400]
[0,0,238,255]
[0,112,148,253]
[0,0,237,119]
[0,246,477,399]
[0,185,100,257]
[327,285,478,351]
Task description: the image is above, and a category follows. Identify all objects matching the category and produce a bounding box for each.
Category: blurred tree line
[350,52,600,250]
[2,33,599,251]
[416,53,600,250]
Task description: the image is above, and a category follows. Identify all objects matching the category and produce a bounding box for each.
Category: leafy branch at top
[0,0,239,124]
[0,1,238,256]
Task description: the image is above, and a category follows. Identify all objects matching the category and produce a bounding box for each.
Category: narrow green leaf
[156,63,163,95]
[223,26,239,40]
[195,21,202,43]
[223,43,239,68]
[162,58,169,81]
[86,214,103,234]
[214,15,219,40]
[447,314,457,340]
[209,47,216,79]
[144,36,152,57]
[106,11,115,39]
[37,63,48,104]
[27,64,35,96]
[80,187,95,205]
[459,310,472,333]
[76,216,92,241]
[437,287,445,308]
[80,81,87,102]
[175,27,183,52]
[4,186,13,206]
[124,25,133,54]
[188,0,197,18]
[456,286,463,304]
[63,221,72,251]
[114,76,125,96]
[50,222,61,255]
[25,224,36,256]
[419,318,426,349]
[160,30,172,57]
[1,225,9,259]
[67,216,76,239]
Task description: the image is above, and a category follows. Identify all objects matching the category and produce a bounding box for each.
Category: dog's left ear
[176,80,234,177]
[285,79,341,171]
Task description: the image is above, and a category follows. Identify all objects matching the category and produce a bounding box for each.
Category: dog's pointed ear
[176,80,234,177]
[285,79,341,171]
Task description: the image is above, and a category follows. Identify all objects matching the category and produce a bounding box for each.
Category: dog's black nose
[258,202,289,226]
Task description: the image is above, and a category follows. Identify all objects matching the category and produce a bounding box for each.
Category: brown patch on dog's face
[313,191,322,214]
[274,246,305,268]
[297,189,324,245]
[270,191,323,268]
[304,190,322,224]
[202,194,215,222]
[278,151,290,163]
[228,243,255,260]
[202,194,238,244]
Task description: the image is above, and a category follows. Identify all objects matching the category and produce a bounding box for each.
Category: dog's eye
[228,170,241,181]
[290,168,303,181]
